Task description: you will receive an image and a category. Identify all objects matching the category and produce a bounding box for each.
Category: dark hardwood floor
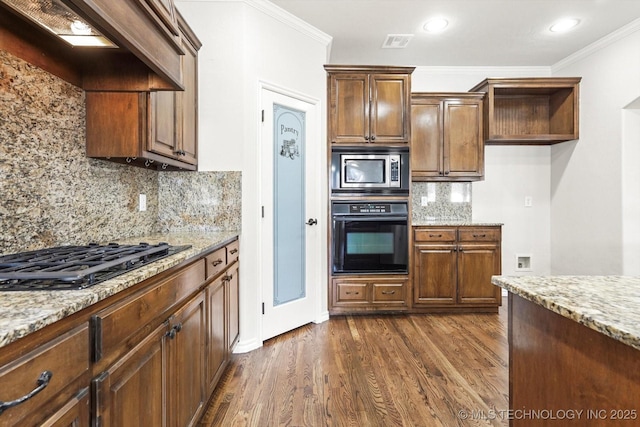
[199,302,508,426]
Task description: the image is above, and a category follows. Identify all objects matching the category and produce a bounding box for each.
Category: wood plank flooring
[199,304,508,427]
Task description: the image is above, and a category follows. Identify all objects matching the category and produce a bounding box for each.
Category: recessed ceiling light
[423,18,449,33]
[549,18,580,33]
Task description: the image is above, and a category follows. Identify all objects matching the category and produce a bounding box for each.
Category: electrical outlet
[139,194,147,212]
[421,196,429,206]
[524,196,533,207]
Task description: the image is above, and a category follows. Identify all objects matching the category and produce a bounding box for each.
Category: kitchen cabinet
[469,77,581,145]
[0,324,90,427]
[330,276,410,314]
[0,236,240,427]
[413,226,501,312]
[325,65,414,145]
[411,93,485,181]
[85,11,202,171]
[205,239,240,395]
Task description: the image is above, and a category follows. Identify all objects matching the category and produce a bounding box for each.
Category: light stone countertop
[492,275,640,351]
[0,231,239,349]
[411,221,503,227]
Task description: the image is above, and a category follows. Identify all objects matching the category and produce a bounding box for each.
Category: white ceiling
[269,0,640,66]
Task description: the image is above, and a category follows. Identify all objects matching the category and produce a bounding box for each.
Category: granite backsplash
[411,182,472,223]
[0,49,240,255]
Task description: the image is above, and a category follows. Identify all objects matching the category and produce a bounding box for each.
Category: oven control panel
[349,204,391,214]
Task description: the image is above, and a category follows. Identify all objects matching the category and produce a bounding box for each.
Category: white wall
[622,106,640,275]
[412,67,552,275]
[177,0,330,352]
[550,22,640,274]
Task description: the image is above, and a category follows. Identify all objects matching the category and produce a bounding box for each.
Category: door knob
[305,218,318,226]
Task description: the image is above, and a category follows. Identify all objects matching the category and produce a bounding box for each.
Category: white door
[260,85,321,340]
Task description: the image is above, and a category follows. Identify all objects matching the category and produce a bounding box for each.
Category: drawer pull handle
[473,234,486,238]
[223,273,234,282]
[345,291,359,295]
[381,291,396,295]
[212,259,223,267]
[0,371,53,415]
[229,249,238,255]
[429,234,442,238]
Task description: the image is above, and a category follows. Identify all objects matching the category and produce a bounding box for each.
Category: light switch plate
[421,196,429,206]
[139,194,147,211]
[524,196,533,207]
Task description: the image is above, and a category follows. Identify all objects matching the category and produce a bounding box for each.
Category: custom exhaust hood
[0,0,185,90]
[2,0,116,47]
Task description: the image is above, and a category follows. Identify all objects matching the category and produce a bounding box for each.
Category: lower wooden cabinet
[413,226,502,312]
[0,237,240,427]
[330,276,410,314]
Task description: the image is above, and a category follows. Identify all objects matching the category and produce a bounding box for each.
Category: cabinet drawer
[372,283,406,303]
[0,324,89,425]
[458,227,500,242]
[205,247,227,279]
[414,228,457,242]
[93,260,205,363]
[336,283,368,302]
[226,240,239,264]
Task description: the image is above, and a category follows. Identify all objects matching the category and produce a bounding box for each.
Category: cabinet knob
[364,136,370,141]
[370,135,376,141]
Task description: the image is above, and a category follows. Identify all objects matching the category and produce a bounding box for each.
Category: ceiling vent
[382,34,414,49]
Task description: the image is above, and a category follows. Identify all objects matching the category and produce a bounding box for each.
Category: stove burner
[0,242,191,291]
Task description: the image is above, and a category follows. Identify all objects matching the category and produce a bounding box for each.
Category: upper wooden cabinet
[469,77,581,145]
[86,12,201,171]
[325,65,414,145]
[411,93,485,181]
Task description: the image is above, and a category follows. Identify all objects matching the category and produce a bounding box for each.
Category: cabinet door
[176,24,198,166]
[40,387,89,427]
[329,73,370,144]
[167,293,206,427]
[457,243,501,305]
[92,323,166,427]
[206,275,227,394]
[149,90,179,159]
[413,244,457,305]
[411,100,443,179]
[226,262,240,352]
[443,99,484,179]
[370,74,410,144]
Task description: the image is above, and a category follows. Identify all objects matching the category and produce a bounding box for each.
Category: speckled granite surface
[492,275,640,351]
[411,182,472,223]
[0,231,239,349]
[412,221,503,227]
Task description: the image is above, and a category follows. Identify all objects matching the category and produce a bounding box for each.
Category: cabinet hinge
[262,302,265,315]
[261,109,264,122]
[261,206,265,218]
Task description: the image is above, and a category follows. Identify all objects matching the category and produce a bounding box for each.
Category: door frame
[256,80,328,343]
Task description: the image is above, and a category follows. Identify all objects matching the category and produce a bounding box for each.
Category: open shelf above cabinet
[470,77,581,145]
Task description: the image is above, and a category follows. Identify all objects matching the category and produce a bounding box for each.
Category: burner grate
[0,243,191,291]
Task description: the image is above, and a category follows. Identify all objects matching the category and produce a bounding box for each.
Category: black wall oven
[332,201,408,274]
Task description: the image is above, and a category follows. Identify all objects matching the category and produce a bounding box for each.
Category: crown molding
[413,66,551,77]
[244,0,333,46]
[552,17,640,73]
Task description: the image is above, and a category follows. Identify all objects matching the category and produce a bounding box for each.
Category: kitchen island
[492,275,640,426]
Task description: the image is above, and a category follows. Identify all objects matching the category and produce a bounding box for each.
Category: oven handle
[332,216,408,222]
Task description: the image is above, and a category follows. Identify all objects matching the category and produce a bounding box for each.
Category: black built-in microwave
[330,147,409,195]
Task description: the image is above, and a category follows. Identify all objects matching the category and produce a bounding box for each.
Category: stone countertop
[492,275,640,351]
[411,221,503,227]
[0,231,239,349]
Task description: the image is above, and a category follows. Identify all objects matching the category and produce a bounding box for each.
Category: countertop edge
[0,231,240,349]
[492,275,640,352]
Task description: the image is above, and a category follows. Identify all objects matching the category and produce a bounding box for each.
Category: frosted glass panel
[273,104,306,306]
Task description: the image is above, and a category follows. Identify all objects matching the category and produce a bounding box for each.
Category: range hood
[2,0,116,47]
[0,0,185,90]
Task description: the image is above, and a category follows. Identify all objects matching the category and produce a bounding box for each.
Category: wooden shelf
[470,77,581,145]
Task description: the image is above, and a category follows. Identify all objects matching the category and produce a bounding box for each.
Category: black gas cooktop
[0,242,191,291]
